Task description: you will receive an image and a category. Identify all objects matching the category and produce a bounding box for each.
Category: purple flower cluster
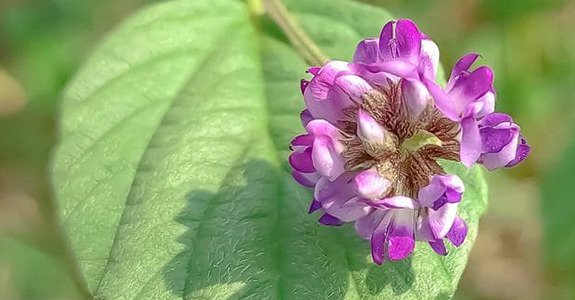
[289,19,530,264]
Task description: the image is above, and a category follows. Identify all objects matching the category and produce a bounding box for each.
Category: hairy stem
[263,0,330,66]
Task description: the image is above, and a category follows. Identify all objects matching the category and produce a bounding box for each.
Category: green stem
[263,0,330,66]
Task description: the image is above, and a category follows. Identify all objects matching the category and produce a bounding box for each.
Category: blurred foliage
[0,237,82,300]
[0,0,156,170]
[0,0,157,111]
[0,0,574,299]
[542,137,575,299]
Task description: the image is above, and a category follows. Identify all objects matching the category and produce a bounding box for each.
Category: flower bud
[357,109,386,145]
[401,79,429,117]
[418,174,464,239]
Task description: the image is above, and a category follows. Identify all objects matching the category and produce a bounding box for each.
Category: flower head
[289,19,530,264]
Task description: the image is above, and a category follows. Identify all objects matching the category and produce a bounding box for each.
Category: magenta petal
[306,120,345,179]
[419,174,464,210]
[418,176,446,208]
[448,53,480,87]
[308,200,322,214]
[420,39,440,79]
[314,176,343,203]
[481,141,520,170]
[291,171,318,188]
[354,168,390,200]
[446,216,468,247]
[315,174,371,222]
[394,19,423,63]
[379,19,422,64]
[300,79,309,95]
[480,127,516,154]
[464,91,495,118]
[353,38,380,64]
[378,21,394,57]
[311,136,345,180]
[357,109,386,144]
[291,134,313,147]
[370,229,387,265]
[480,129,520,170]
[327,196,372,222]
[318,213,344,226]
[307,66,320,75]
[427,203,458,239]
[388,236,415,260]
[449,66,495,114]
[300,109,313,126]
[505,137,530,167]
[305,119,341,141]
[388,224,416,260]
[334,74,372,99]
[415,215,434,241]
[423,77,460,121]
[454,53,480,73]
[480,112,513,127]
[355,211,385,239]
[370,196,419,209]
[365,60,418,79]
[429,239,448,256]
[401,79,429,117]
[289,148,314,173]
[477,113,527,170]
[444,189,462,202]
[303,61,352,123]
[460,117,482,167]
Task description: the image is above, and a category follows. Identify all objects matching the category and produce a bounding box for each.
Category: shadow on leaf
[162,159,414,298]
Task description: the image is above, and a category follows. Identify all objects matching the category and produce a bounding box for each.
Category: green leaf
[52,0,488,298]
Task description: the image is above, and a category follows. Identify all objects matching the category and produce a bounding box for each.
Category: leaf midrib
[252,25,287,300]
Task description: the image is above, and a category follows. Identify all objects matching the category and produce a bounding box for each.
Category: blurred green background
[1,0,574,299]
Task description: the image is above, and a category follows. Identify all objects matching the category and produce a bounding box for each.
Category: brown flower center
[337,79,460,198]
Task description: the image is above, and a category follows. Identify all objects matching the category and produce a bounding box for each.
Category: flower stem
[263,0,330,66]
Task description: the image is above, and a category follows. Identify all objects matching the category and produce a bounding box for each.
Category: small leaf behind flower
[401,130,443,151]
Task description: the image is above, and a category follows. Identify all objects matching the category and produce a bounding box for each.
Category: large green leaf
[52,0,488,298]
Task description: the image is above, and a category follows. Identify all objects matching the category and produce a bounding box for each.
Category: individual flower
[354,174,467,264]
[477,113,531,170]
[425,53,496,166]
[352,20,440,118]
[289,18,529,265]
[355,196,419,264]
[302,62,372,125]
[311,172,374,224]
[416,174,467,255]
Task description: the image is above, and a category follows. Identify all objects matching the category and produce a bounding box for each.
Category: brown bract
[337,79,461,198]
